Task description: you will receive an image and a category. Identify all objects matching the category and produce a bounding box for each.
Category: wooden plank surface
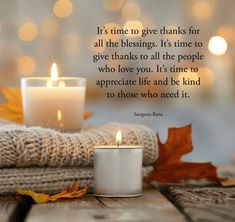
[25,195,104,222]
[165,185,235,222]
[26,187,187,222]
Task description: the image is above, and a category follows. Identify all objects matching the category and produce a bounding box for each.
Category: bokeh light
[103,0,124,11]
[123,20,143,38]
[141,15,154,28]
[208,36,227,56]
[53,0,73,18]
[102,22,121,41]
[192,1,212,19]
[218,25,235,42]
[198,67,214,87]
[18,22,38,41]
[17,56,36,76]
[41,19,59,39]
[64,34,80,54]
[121,3,141,20]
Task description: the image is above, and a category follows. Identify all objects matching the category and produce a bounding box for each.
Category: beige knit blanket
[0,166,153,194]
[0,121,158,168]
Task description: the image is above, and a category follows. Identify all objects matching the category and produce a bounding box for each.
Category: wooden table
[1,166,235,222]
[1,185,235,222]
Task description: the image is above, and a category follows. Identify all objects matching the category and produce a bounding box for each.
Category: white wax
[94,146,143,197]
[22,86,85,131]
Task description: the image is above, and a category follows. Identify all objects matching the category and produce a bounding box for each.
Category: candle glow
[51,63,59,81]
[116,130,122,146]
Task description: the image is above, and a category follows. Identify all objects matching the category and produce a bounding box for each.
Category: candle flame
[57,109,62,121]
[116,130,122,147]
[51,62,58,81]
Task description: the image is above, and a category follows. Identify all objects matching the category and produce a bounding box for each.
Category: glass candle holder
[21,77,86,132]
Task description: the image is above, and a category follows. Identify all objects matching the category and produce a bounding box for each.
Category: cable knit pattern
[0,166,153,194]
[0,121,158,168]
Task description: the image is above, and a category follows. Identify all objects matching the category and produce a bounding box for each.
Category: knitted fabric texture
[0,166,153,195]
[0,121,158,168]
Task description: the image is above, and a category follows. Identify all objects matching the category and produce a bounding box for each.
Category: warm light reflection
[123,20,143,38]
[192,1,212,19]
[18,22,38,41]
[53,0,73,18]
[41,19,59,39]
[103,0,124,11]
[17,56,36,76]
[64,34,79,53]
[121,3,141,20]
[198,67,214,87]
[51,63,58,81]
[208,36,227,56]
[218,25,235,42]
[57,110,62,121]
[58,81,66,88]
[116,130,122,146]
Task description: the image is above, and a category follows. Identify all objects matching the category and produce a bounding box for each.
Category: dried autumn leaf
[219,177,235,187]
[0,87,92,123]
[144,125,219,183]
[17,180,88,203]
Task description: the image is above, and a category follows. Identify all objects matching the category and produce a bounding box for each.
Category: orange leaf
[219,177,235,187]
[144,125,219,183]
[17,181,88,203]
[0,87,92,123]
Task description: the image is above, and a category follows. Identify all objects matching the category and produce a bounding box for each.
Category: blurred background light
[53,0,73,18]
[208,36,227,56]
[218,25,235,42]
[17,56,36,76]
[121,3,141,20]
[192,0,212,19]
[123,20,143,38]
[18,22,38,42]
[64,34,80,54]
[41,19,59,39]
[198,67,214,87]
[103,0,124,11]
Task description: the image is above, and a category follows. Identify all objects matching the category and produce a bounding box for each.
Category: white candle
[21,63,86,131]
[94,130,143,197]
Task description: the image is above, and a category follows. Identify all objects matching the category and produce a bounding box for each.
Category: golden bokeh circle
[192,1,212,19]
[18,22,38,41]
[121,3,141,20]
[103,0,124,11]
[53,0,73,18]
[208,36,227,56]
[198,67,214,87]
[17,56,36,76]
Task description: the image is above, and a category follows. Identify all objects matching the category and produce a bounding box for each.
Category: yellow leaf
[17,181,88,203]
[0,87,92,124]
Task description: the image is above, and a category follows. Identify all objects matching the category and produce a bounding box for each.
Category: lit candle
[94,130,143,197]
[21,63,86,131]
